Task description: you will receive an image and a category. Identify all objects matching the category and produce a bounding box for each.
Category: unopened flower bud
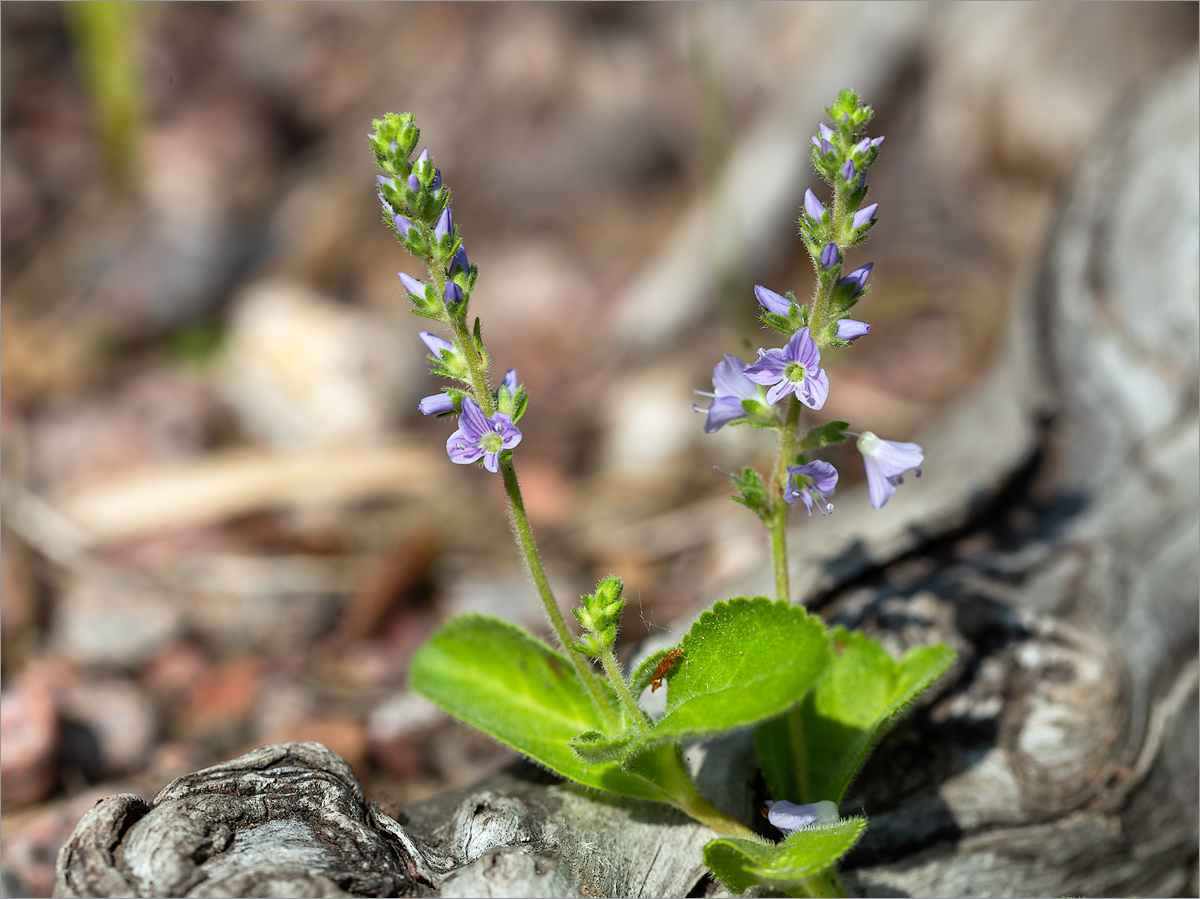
[398,271,426,297]
[754,284,792,316]
[835,318,870,341]
[804,189,827,223]
[418,393,455,416]
[820,242,841,271]
[393,214,417,240]
[434,207,453,244]
[851,204,877,231]
[444,281,463,305]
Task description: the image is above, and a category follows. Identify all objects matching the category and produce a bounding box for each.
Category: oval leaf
[653,597,830,741]
[703,817,866,895]
[410,614,660,800]
[757,627,956,804]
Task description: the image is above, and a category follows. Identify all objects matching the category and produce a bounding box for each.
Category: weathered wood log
[56,56,1198,899]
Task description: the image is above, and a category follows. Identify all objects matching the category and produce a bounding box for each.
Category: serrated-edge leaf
[703,818,866,895]
[409,614,661,801]
[648,597,830,742]
[805,629,956,803]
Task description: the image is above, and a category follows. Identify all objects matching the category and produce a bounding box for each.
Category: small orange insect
[650,648,683,692]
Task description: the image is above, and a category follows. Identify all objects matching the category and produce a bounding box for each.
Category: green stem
[600,647,649,733]
[642,744,758,838]
[500,456,618,730]
[768,398,802,603]
[799,867,847,898]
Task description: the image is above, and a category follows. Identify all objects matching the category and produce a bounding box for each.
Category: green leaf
[570,729,641,765]
[651,597,830,742]
[757,628,955,804]
[798,421,849,454]
[629,647,675,698]
[410,614,661,801]
[703,817,867,895]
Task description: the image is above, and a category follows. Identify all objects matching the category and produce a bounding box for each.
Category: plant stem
[600,647,649,733]
[800,867,847,898]
[500,456,618,730]
[644,744,758,839]
[768,397,802,603]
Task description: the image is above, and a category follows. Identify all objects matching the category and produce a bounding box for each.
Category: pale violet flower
[820,242,841,271]
[783,460,838,515]
[765,800,839,837]
[835,318,871,341]
[754,285,792,316]
[446,397,522,473]
[837,262,874,299]
[393,214,417,241]
[743,328,829,409]
[693,354,762,433]
[856,430,923,509]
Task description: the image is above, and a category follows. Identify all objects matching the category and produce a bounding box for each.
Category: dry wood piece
[55,743,425,898]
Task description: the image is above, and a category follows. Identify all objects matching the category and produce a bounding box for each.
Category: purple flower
[446,397,522,473]
[450,245,470,276]
[835,318,870,341]
[444,281,463,304]
[419,330,456,358]
[434,207,453,244]
[430,168,442,194]
[837,262,874,298]
[853,137,871,157]
[841,158,855,181]
[743,328,829,409]
[803,189,827,223]
[851,203,877,231]
[783,460,838,515]
[871,135,885,150]
[398,271,426,297]
[693,354,762,433]
[418,393,455,416]
[817,123,834,142]
[407,173,421,193]
[375,174,394,189]
[415,148,430,171]
[754,285,792,316]
[820,242,841,271]
[393,214,417,240]
[856,430,923,509]
[765,800,839,837]
[502,369,519,393]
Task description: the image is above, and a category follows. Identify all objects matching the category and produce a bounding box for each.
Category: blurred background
[1,3,1195,895]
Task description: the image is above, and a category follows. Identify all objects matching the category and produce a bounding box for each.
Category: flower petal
[458,396,491,440]
[704,396,749,433]
[446,428,482,465]
[799,367,829,410]
[743,350,787,386]
[712,355,758,400]
[765,379,794,406]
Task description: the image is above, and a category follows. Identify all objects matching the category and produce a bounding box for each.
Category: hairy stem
[768,397,802,603]
[600,648,650,733]
[800,867,848,898]
[500,456,618,730]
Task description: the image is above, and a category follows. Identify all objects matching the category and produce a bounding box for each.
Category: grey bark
[56,57,1198,899]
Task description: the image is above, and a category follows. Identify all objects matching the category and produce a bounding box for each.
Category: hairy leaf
[757,627,955,804]
[704,817,866,895]
[410,614,660,800]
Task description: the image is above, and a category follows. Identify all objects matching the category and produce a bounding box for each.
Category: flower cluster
[696,89,922,514]
[370,113,527,473]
